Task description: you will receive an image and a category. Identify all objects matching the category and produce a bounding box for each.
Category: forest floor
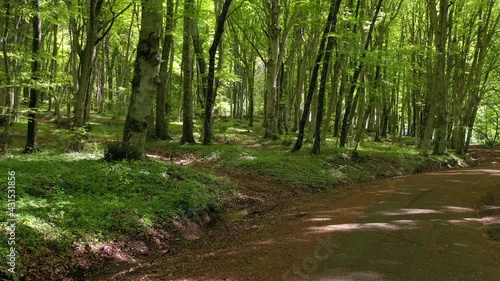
[94,147,500,281]
[1,115,498,280]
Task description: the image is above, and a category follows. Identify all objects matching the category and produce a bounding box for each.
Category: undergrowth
[0,152,236,278]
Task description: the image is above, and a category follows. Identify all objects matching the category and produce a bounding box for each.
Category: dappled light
[441,206,475,213]
[376,208,442,216]
[1,0,499,276]
[307,217,334,222]
[435,169,500,176]
[446,216,500,226]
[307,221,409,234]
[318,271,385,281]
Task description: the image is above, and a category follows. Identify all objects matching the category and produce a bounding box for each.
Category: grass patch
[0,152,236,278]
[0,113,465,279]
[147,140,461,190]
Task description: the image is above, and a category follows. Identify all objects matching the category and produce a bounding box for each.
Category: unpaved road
[107,155,500,281]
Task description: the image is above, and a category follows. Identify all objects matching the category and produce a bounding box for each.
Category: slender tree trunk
[155,0,174,140]
[292,0,342,152]
[180,0,196,144]
[248,59,255,127]
[24,0,41,154]
[311,0,342,154]
[203,0,232,145]
[339,0,383,147]
[322,54,343,141]
[73,0,103,127]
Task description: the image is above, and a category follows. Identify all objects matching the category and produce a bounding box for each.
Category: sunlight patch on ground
[478,216,500,226]
[444,179,463,183]
[308,222,404,234]
[249,239,275,246]
[175,158,195,165]
[441,169,500,175]
[446,219,479,226]
[391,219,418,226]
[318,271,385,281]
[377,208,442,216]
[444,217,500,226]
[227,127,250,133]
[441,206,475,213]
[481,205,500,211]
[306,217,333,222]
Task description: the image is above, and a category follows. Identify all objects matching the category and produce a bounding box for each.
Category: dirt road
[108,155,500,281]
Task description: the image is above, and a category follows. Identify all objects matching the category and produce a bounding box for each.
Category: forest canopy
[0,0,499,156]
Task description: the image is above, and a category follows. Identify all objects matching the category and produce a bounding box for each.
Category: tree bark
[155,0,175,140]
[262,0,281,140]
[180,0,196,144]
[311,0,342,154]
[122,0,162,155]
[292,0,342,152]
[339,0,383,148]
[203,0,232,145]
[432,0,450,155]
[73,0,104,127]
[24,0,41,154]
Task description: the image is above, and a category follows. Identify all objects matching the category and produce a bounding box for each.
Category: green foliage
[68,127,89,152]
[149,140,458,191]
[474,92,500,148]
[0,153,236,277]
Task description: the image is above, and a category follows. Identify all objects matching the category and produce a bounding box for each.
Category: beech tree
[180,0,196,144]
[24,0,42,154]
[0,0,499,156]
[122,0,162,156]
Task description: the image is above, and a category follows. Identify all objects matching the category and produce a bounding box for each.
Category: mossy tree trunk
[263,0,280,140]
[122,0,162,156]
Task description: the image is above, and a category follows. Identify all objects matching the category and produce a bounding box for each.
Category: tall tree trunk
[311,0,342,154]
[339,0,383,147]
[262,0,280,140]
[432,0,450,155]
[203,0,232,145]
[1,1,12,154]
[292,0,342,152]
[73,0,104,127]
[248,59,255,127]
[155,0,174,140]
[24,0,41,154]
[180,0,196,144]
[321,54,343,141]
[122,0,162,156]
